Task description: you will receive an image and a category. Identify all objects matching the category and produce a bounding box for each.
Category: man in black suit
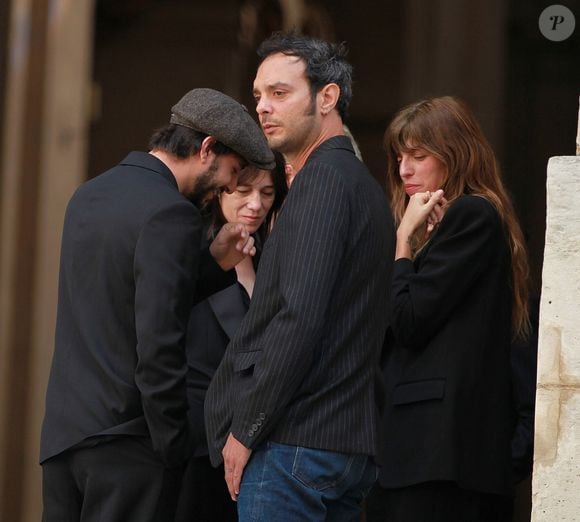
[205,33,395,520]
[40,88,274,522]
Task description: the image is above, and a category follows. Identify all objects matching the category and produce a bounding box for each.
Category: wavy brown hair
[384,96,529,338]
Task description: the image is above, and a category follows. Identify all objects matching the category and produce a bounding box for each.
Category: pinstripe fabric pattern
[205,136,395,465]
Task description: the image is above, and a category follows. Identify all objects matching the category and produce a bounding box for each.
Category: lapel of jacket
[207,284,247,340]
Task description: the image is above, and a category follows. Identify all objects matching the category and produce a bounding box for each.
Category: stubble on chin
[189,190,206,208]
[189,172,218,207]
[265,135,282,153]
[264,127,291,155]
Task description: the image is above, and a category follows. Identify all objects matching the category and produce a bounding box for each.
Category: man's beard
[188,159,220,207]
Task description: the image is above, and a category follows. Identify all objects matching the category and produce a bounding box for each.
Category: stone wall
[532,156,580,521]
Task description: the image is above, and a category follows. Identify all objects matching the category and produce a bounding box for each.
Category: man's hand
[210,223,256,270]
[222,432,252,501]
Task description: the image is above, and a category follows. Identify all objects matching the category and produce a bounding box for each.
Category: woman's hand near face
[426,194,447,237]
[396,190,445,259]
[400,190,445,234]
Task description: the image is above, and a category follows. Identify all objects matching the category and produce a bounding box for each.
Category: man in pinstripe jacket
[205,32,395,521]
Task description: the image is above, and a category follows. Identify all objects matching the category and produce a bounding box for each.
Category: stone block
[533,156,580,521]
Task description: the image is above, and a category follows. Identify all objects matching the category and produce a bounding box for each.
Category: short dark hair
[148,124,235,158]
[257,31,353,120]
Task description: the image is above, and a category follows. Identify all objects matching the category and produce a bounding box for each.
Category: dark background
[89,0,579,294]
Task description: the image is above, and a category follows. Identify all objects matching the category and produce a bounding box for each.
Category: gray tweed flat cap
[170,88,274,170]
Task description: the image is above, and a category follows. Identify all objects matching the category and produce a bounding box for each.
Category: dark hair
[384,96,529,338]
[205,151,287,246]
[148,124,235,158]
[257,31,353,120]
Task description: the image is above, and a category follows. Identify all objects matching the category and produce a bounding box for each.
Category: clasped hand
[401,189,447,238]
[210,223,256,270]
[395,190,446,260]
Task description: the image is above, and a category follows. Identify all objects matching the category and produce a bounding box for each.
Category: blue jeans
[237,441,377,521]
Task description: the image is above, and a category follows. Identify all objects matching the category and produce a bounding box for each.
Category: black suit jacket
[205,136,395,465]
[510,294,538,483]
[41,152,210,468]
[378,195,514,496]
[186,280,248,457]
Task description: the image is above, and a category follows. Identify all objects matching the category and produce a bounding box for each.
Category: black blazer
[378,195,514,496]
[41,152,209,468]
[509,294,538,483]
[205,136,395,465]
[186,280,249,457]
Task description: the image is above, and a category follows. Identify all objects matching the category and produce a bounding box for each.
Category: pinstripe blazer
[205,136,395,465]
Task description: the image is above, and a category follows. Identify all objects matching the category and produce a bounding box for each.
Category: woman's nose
[246,192,262,210]
[399,157,412,177]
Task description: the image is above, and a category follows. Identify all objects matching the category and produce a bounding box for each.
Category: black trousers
[42,436,183,522]
[175,455,237,522]
[365,481,512,522]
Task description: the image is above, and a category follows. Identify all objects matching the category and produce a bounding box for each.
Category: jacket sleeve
[230,163,350,448]
[194,239,237,303]
[133,200,200,467]
[390,196,503,349]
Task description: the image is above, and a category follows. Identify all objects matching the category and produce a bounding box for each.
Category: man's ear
[319,83,340,115]
[200,136,217,163]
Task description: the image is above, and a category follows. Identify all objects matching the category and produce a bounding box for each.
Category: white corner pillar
[532,155,580,521]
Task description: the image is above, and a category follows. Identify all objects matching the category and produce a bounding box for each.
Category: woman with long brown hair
[371,96,529,521]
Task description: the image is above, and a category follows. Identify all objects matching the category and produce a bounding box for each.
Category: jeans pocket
[291,447,355,491]
[359,462,379,498]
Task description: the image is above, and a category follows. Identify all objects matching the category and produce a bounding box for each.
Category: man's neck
[286,114,345,175]
[149,150,175,173]
[148,149,193,195]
